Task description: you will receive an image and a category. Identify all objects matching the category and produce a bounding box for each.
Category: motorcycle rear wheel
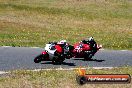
[84,53,93,60]
[52,57,65,64]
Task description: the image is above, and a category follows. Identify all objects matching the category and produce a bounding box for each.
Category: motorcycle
[72,41,102,60]
[34,38,102,64]
[34,42,69,64]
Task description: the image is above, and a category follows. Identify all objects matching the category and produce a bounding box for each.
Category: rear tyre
[53,52,65,64]
[52,58,65,65]
[52,55,65,65]
[58,58,65,64]
[84,53,93,61]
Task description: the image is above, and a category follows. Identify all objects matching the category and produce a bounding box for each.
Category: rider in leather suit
[82,37,97,55]
[57,40,69,54]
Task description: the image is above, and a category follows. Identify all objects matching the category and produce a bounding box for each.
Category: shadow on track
[73,58,105,62]
[40,62,76,66]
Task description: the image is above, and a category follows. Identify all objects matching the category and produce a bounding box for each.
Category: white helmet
[88,37,94,41]
[57,40,67,44]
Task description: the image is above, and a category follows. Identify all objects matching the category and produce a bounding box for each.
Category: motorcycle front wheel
[34,54,43,63]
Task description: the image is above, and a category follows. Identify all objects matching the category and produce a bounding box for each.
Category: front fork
[41,51,49,60]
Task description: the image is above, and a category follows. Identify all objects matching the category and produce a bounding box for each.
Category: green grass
[0,67,132,88]
[0,0,132,49]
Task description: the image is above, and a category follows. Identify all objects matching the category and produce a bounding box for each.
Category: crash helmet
[88,37,94,41]
[57,40,67,45]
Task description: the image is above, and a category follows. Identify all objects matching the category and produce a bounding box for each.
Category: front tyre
[34,54,42,63]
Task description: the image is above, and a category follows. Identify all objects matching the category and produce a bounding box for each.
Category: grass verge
[0,0,131,49]
[0,67,132,88]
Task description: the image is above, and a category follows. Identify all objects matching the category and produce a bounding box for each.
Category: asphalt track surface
[0,47,132,71]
